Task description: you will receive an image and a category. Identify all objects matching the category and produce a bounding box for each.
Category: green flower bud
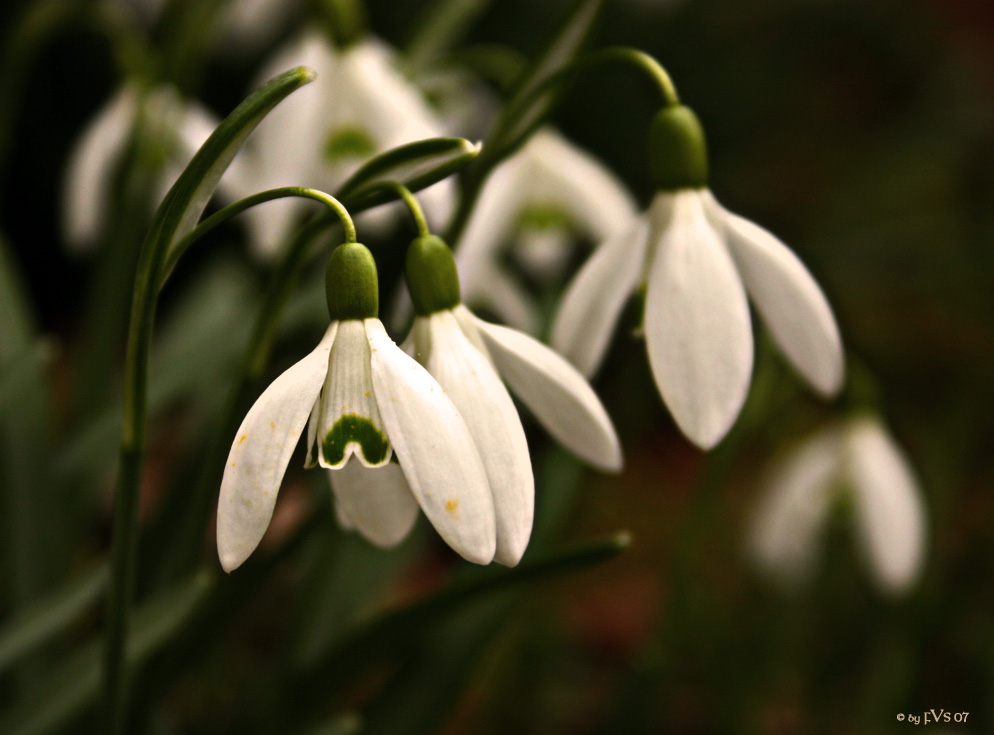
[326,243,379,320]
[405,235,461,316]
[648,104,709,191]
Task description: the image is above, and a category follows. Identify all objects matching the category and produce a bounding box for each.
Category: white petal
[644,191,753,449]
[846,417,926,595]
[365,319,496,564]
[217,323,336,572]
[423,311,533,566]
[707,193,844,397]
[316,320,392,469]
[464,307,622,472]
[329,462,419,548]
[466,265,541,335]
[550,217,648,378]
[526,129,637,243]
[749,426,842,586]
[62,85,139,250]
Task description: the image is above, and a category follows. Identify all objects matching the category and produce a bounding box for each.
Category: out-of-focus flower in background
[239,29,455,257]
[61,83,235,251]
[748,414,927,596]
[454,129,636,333]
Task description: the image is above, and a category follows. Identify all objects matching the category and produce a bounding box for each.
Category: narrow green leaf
[0,565,108,673]
[0,229,36,362]
[302,531,631,696]
[337,137,481,211]
[405,0,493,74]
[487,0,604,161]
[0,571,214,735]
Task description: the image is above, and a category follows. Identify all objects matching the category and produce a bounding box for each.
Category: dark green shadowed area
[321,413,390,466]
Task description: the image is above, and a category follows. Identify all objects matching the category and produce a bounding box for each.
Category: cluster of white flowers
[62,13,926,587]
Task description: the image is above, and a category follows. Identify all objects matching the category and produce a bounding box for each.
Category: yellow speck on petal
[237,435,248,444]
[230,462,236,467]
[445,499,459,515]
[269,421,276,430]
[364,392,371,397]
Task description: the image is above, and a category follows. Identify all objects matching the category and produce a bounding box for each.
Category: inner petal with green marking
[322,413,390,467]
[325,125,377,162]
[317,320,392,468]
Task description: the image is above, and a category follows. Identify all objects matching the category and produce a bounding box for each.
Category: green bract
[406,235,461,316]
[326,243,379,321]
[648,104,709,191]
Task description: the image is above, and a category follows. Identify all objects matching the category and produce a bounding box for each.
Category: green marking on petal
[322,413,390,466]
[325,126,376,161]
[518,204,571,232]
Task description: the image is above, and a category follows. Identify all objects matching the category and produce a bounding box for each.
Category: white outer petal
[462,307,622,472]
[62,85,139,250]
[706,193,844,397]
[749,426,842,587]
[365,319,496,564]
[217,323,337,572]
[423,311,533,567]
[526,129,637,243]
[845,417,927,595]
[550,217,648,377]
[329,462,419,548]
[643,190,753,450]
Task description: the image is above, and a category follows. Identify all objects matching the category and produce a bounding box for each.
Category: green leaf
[486,0,604,162]
[337,137,481,211]
[0,340,53,413]
[0,564,108,674]
[0,571,214,735]
[405,0,493,74]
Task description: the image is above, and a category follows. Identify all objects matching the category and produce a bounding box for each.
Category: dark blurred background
[1,0,993,733]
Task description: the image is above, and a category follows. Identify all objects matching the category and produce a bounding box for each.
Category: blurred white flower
[552,187,844,449]
[455,129,636,333]
[241,30,455,257]
[748,415,927,595]
[62,83,232,251]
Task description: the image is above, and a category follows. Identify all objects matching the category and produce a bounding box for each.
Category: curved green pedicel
[325,126,376,161]
[647,104,709,191]
[322,413,390,466]
[326,243,379,320]
[405,235,461,316]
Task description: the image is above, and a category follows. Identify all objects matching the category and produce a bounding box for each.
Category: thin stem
[376,182,431,238]
[163,188,355,285]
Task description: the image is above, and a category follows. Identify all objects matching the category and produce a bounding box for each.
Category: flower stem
[378,182,431,238]
[163,188,356,285]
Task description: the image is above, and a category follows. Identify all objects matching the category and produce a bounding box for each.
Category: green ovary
[325,127,376,161]
[321,413,390,466]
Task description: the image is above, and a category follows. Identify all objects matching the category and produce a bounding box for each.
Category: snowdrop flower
[393,235,622,566]
[242,30,455,257]
[749,415,927,595]
[455,128,636,333]
[218,242,497,571]
[552,104,844,449]
[62,82,230,251]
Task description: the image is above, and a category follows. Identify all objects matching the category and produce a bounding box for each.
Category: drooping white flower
[748,415,927,595]
[454,128,637,333]
[217,243,497,571]
[551,105,844,449]
[376,235,621,566]
[241,30,455,257]
[62,83,232,251]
